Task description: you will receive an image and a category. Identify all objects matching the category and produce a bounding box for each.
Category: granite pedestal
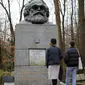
[15,22,59,85]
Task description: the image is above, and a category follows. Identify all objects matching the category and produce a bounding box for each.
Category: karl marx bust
[24,0,49,24]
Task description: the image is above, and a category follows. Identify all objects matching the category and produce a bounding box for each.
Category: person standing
[46,38,63,85]
[64,41,80,85]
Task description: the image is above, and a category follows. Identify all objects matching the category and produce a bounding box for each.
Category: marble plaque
[29,49,46,65]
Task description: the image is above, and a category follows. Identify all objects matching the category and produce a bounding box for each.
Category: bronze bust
[24,0,49,24]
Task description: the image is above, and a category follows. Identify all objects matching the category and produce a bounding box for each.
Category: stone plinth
[15,23,59,66]
[15,22,59,85]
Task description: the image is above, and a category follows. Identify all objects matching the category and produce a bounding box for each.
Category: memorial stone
[15,0,59,85]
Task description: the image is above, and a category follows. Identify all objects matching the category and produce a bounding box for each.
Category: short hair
[51,38,56,44]
[70,40,75,47]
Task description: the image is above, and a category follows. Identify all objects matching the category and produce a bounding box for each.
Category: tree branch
[0,2,9,18]
[0,1,15,43]
[19,0,25,21]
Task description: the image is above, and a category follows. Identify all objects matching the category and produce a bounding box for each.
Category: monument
[24,0,49,24]
[15,0,59,85]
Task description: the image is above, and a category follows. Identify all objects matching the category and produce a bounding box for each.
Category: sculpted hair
[24,0,49,17]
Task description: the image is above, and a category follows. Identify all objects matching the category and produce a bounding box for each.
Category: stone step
[15,66,51,85]
[15,66,66,85]
[76,74,85,81]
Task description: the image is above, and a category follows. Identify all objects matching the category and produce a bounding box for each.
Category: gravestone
[15,0,59,85]
[2,76,14,85]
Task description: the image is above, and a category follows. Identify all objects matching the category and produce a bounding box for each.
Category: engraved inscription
[29,49,46,65]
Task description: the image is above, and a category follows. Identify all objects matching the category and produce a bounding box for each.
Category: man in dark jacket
[65,41,79,85]
[46,38,63,85]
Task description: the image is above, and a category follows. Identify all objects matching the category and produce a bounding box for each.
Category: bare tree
[0,0,15,44]
[16,0,25,21]
[59,0,66,51]
[70,0,74,40]
[78,0,85,67]
[0,23,2,69]
[53,0,63,49]
[0,39,2,69]
[19,0,25,21]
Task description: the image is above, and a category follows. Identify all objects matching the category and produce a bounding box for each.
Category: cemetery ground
[0,68,85,85]
[11,68,85,85]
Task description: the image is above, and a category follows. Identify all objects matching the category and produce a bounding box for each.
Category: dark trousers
[59,65,63,81]
[52,79,57,85]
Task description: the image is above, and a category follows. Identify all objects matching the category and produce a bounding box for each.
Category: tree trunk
[53,0,63,49]
[19,0,25,21]
[78,0,85,67]
[62,15,65,51]
[54,0,66,81]
[0,39,3,69]
[8,0,15,44]
[0,0,15,44]
[60,0,66,51]
[0,39,2,68]
[71,0,74,40]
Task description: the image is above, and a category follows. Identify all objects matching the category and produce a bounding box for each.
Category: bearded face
[24,2,49,24]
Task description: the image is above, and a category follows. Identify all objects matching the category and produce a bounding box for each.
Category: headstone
[2,76,14,85]
[76,74,85,81]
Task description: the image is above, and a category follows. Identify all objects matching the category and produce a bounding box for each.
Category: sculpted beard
[25,12,48,24]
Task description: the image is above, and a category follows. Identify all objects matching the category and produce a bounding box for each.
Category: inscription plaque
[29,48,46,65]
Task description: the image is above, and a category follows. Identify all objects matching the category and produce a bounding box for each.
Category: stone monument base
[15,66,52,85]
[15,23,59,85]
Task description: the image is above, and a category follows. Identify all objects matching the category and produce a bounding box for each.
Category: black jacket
[46,46,63,68]
[64,47,79,67]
